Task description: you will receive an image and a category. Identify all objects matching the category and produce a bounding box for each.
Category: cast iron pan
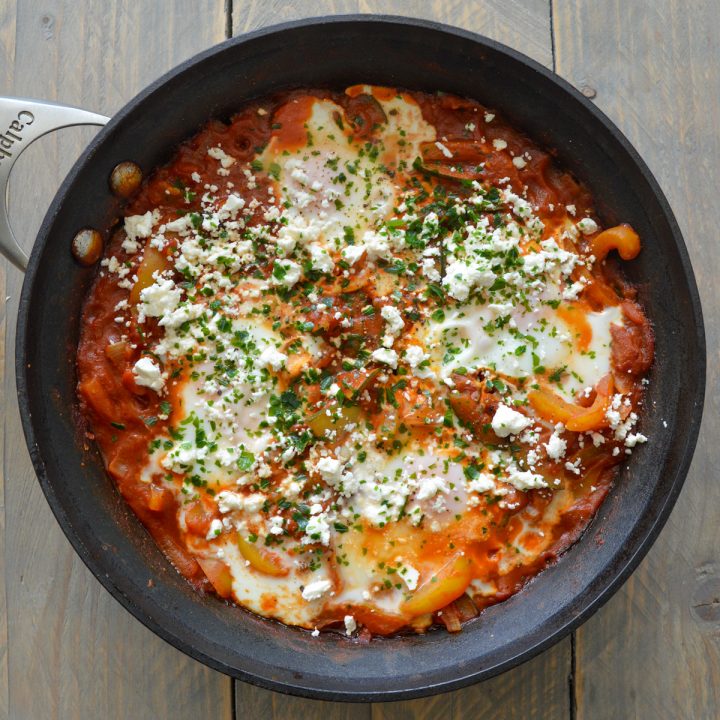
[3,16,705,701]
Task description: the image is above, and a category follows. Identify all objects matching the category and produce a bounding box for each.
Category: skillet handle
[0,97,109,271]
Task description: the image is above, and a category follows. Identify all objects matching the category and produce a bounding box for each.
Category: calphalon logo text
[0,111,35,161]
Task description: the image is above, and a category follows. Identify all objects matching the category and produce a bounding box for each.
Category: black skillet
[0,16,705,701]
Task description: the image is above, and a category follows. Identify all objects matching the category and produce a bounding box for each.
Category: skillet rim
[14,14,706,701]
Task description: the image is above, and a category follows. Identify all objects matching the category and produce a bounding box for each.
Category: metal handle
[0,97,109,271]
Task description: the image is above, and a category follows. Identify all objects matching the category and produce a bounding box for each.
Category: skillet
[0,16,705,701]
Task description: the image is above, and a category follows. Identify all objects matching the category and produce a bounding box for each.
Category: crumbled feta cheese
[342,245,366,265]
[492,404,532,438]
[422,256,441,281]
[271,259,302,287]
[512,156,527,169]
[400,562,420,591]
[404,344,432,378]
[132,357,164,392]
[316,456,343,482]
[467,472,496,494]
[492,138,507,150]
[371,347,398,368]
[303,513,331,545]
[506,467,547,491]
[435,141,453,158]
[344,615,357,636]
[301,579,332,602]
[124,211,157,243]
[381,305,405,334]
[268,515,284,535]
[443,259,495,301]
[362,229,392,260]
[140,278,182,318]
[416,475,447,501]
[625,433,648,448]
[545,432,567,460]
[216,491,245,513]
[206,518,223,540]
[258,346,287,371]
[208,145,236,169]
[577,218,599,235]
[308,244,335,274]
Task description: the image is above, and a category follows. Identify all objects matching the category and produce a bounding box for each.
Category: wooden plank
[2,2,232,719]
[0,3,13,718]
[232,3,570,718]
[553,1,720,718]
[371,640,570,720]
[233,0,552,67]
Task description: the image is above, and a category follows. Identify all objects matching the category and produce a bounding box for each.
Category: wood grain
[553,1,719,718]
[232,2,570,718]
[2,2,232,719]
[233,0,553,68]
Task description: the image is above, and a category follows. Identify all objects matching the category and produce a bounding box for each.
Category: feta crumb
[371,347,398,368]
[258,345,287,371]
[132,357,164,392]
[302,578,332,602]
[625,433,648,448]
[316,456,343,482]
[381,305,405,334]
[545,432,567,460]
[492,138,507,150]
[492,404,532,438]
[400,563,420,591]
[124,211,157,243]
[342,245,365,265]
[506,467,547,491]
[271,259,302,288]
[140,278,182,318]
[206,518,223,540]
[208,145,236,169]
[344,615,357,636]
[512,156,527,169]
[416,475,448,501]
[435,141,454,158]
[216,491,245,513]
[578,218,599,235]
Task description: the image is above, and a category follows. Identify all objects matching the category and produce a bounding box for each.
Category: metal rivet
[580,85,597,99]
[109,161,143,198]
[71,228,103,266]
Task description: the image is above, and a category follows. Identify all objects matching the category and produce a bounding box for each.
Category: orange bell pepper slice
[528,375,614,432]
[591,224,641,262]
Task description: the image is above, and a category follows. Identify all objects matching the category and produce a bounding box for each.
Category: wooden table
[0,2,716,718]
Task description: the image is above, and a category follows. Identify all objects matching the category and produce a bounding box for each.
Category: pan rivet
[110,161,143,198]
[71,228,103,266]
[580,84,597,100]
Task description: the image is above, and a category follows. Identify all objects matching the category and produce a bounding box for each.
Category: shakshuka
[77,86,653,638]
